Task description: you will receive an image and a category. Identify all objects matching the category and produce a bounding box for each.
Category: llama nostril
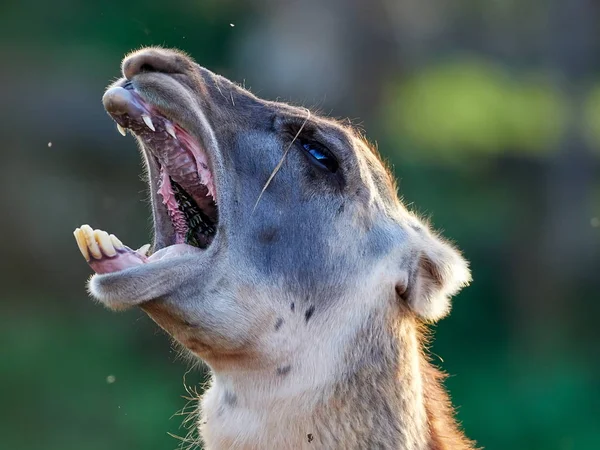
[139,63,156,73]
[122,48,184,80]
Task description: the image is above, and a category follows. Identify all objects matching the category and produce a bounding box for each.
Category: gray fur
[88,47,474,449]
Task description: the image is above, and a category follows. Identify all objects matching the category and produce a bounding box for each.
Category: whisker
[252,108,311,214]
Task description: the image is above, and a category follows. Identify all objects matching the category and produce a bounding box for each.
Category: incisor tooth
[73,228,90,261]
[110,234,124,250]
[165,122,177,139]
[94,229,116,257]
[117,123,127,136]
[136,244,151,256]
[81,224,102,259]
[142,114,155,131]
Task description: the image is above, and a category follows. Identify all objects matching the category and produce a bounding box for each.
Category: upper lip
[103,84,150,123]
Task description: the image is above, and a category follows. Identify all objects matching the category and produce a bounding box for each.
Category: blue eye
[301,141,339,173]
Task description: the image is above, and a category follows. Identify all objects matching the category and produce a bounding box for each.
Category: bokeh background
[1,1,599,449]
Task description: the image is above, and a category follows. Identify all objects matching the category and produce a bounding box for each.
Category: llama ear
[396,228,471,322]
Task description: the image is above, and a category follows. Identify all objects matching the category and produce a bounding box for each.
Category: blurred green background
[1,1,598,449]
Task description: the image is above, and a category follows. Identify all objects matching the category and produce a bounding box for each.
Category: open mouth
[102,82,218,251]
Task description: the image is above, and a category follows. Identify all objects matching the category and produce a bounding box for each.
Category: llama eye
[300,141,339,173]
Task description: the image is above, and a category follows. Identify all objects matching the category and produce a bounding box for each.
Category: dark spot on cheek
[258,227,279,244]
[304,305,315,323]
[217,391,237,417]
[291,302,295,312]
[276,365,291,376]
[336,203,345,216]
[307,433,314,443]
[274,317,284,331]
[224,390,237,407]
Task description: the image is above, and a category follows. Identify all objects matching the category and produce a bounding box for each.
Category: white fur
[199,257,430,449]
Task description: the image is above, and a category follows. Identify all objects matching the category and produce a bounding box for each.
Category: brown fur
[419,327,477,450]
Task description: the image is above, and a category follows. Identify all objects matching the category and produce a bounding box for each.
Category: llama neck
[199,312,473,449]
[386,317,431,449]
[400,322,433,449]
[323,313,431,449]
[340,313,474,450]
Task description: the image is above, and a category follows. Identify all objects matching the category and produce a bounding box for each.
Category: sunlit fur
[90,47,474,449]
